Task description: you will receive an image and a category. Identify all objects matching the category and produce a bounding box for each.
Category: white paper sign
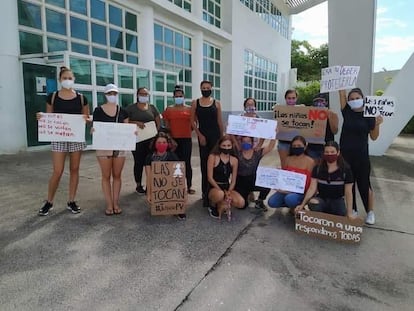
[320,65,360,93]
[255,166,307,194]
[136,121,158,142]
[226,115,277,139]
[363,96,396,117]
[92,122,137,150]
[38,113,85,142]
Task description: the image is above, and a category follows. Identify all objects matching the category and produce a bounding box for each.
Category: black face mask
[291,147,305,156]
[219,148,232,155]
[201,90,212,98]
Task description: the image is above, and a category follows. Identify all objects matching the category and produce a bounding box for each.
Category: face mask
[241,142,253,151]
[219,148,232,155]
[245,106,256,113]
[61,79,74,89]
[138,95,149,103]
[155,142,168,153]
[323,154,338,163]
[286,99,296,106]
[291,147,305,156]
[174,97,184,105]
[347,99,364,110]
[201,90,212,98]
[105,95,117,104]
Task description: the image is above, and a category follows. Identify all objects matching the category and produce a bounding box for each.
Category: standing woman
[38,66,89,216]
[126,87,161,194]
[338,88,383,224]
[92,84,129,215]
[277,89,299,168]
[190,80,224,207]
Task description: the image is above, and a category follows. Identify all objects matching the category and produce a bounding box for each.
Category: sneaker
[67,201,81,214]
[38,201,53,216]
[208,207,219,219]
[365,211,375,225]
[177,214,187,220]
[255,199,268,212]
[136,185,146,195]
[352,210,358,218]
[203,198,210,207]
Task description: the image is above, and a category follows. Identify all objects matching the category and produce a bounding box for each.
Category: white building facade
[1,0,295,153]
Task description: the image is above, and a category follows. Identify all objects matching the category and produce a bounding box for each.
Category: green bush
[296,81,321,106]
[402,116,414,134]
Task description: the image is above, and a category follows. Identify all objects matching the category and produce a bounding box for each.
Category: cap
[313,93,328,102]
[104,83,119,94]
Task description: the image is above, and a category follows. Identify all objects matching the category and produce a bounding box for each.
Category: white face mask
[105,95,117,104]
[61,79,74,89]
[347,99,364,110]
[138,95,149,103]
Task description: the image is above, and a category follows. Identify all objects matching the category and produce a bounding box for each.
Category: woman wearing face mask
[126,87,161,195]
[295,141,354,217]
[207,135,245,218]
[233,135,276,210]
[241,97,265,149]
[338,88,383,225]
[37,66,89,216]
[277,89,299,168]
[162,85,195,194]
[144,132,186,220]
[268,135,315,212]
[190,80,224,207]
[92,84,129,215]
[307,93,339,162]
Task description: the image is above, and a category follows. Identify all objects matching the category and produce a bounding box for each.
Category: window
[203,0,221,28]
[46,0,65,8]
[109,5,122,27]
[136,69,150,89]
[125,12,137,31]
[91,23,107,45]
[203,42,221,100]
[167,0,191,12]
[91,0,105,21]
[46,9,66,35]
[71,16,88,40]
[72,42,89,55]
[70,57,92,85]
[118,65,133,89]
[47,37,67,52]
[19,31,43,54]
[70,0,87,15]
[244,50,278,111]
[18,1,42,29]
[96,62,114,86]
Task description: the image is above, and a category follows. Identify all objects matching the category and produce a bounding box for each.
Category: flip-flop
[188,189,196,194]
[113,208,122,215]
[105,209,114,216]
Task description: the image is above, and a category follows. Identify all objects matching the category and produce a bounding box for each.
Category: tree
[291,40,328,82]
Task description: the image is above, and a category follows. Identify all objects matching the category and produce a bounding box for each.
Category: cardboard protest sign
[92,122,136,150]
[295,210,364,244]
[136,121,158,142]
[363,96,396,117]
[273,106,327,144]
[255,166,306,194]
[38,113,85,142]
[226,115,277,139]
[149,161,187,216]
[320,65,360,93]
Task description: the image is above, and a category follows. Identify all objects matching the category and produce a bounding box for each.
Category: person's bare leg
[112,157,125,214]
[98,157,114,214]
[68,151,82,202]
[47,152,67,202]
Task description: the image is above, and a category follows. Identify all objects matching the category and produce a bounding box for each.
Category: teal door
[23,63,57,146]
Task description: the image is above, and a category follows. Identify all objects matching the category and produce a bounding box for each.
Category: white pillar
[139,5,155,70]
[192,0,203,20]
[0,0,26,153]
[191,30,204,99]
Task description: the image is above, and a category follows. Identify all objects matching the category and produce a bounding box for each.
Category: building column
[191,30,204,99]
[138,5,155,70]
[0,0,26,153]
[192,0,203,20]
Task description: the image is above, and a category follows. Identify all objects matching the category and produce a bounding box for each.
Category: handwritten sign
[38,113,85,142]
[92,122,136,150]
[320,65,360,93]
[137,121,158,143]
[150,161,187,216]
[295,210,364,243]
[226,115,277,139]
[363,96,396,117]
[273,106,327,144]
[255,166,306,194]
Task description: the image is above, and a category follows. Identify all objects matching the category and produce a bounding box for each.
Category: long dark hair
[210,135,236,156]
[149,132,174,152]
[347,88,364,101]
[318,141,346,177]
[289,135,307,156]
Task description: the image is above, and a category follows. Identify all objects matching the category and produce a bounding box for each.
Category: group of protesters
[37,66,383,225]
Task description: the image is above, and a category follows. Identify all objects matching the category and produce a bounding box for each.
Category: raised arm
[338,89,347,110]
[369,116,383,141]
[262,138,276,156]
[328,110,339,134]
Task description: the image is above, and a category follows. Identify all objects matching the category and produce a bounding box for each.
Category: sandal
[188,188,196,195]
[113,207,122,215]
[105,209,114,216]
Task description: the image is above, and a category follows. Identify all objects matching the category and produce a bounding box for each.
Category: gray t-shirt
[237,149,263,176]
[126,103,160,122]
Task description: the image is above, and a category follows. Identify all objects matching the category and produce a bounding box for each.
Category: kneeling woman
[207,135,245,218]
[295,141,354,217]
[267,136,314,211]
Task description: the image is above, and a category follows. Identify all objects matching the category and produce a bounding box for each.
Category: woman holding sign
[92,84,129,215]
[126,87,161,195]
[338,88,383,225]
[295,141,354,217]
[268,136,314,211]
[37,66,89,216]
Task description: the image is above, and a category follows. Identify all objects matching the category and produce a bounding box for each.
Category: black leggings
[174,138,193,189]
[342,150,371,213]
[131,140,151,186]
[235,174,270,207]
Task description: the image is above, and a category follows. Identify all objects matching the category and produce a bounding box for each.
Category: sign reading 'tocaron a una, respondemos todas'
[295,210,364,243]
[149,161,187,216]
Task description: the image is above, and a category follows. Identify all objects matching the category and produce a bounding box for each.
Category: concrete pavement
[0,136,413,311]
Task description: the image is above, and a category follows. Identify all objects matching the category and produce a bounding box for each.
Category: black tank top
[196,99,220,139]
[213,158,232,184]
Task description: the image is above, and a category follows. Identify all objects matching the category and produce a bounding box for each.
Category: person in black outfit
[190,80,224,207]
[338,88,383,225]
